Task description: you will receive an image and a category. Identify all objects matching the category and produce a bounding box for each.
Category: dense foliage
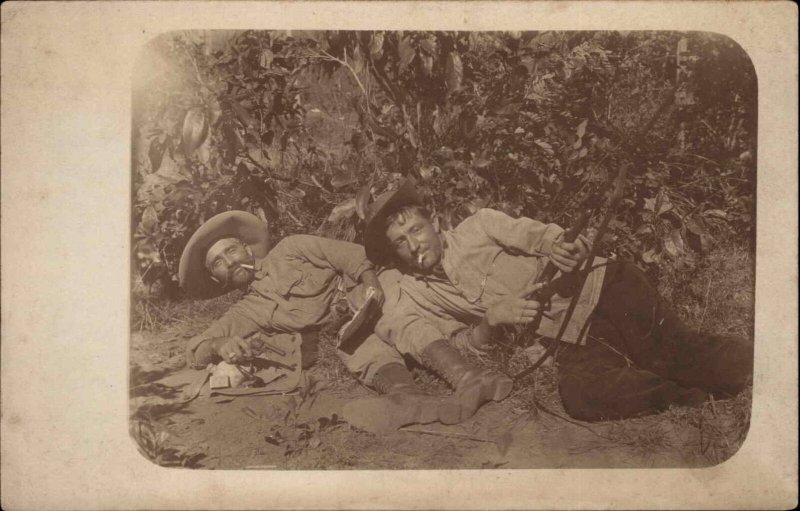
[132,30,756,299]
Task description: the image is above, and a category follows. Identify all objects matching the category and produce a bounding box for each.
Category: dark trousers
[552,262,753,422]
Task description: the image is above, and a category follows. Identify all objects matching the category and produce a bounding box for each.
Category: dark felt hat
[361,178,423,266]
[178,211,271,299]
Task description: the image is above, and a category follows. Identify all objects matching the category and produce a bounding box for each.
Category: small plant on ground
[130,416,207,468]
[242,375,345,458]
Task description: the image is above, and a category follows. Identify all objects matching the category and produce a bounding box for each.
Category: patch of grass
[657,240,754,338]
[132,291,241,335]
[604,419,672,456]
[488,240,754,464]
[663,385,752,464]
[313,306,362,390]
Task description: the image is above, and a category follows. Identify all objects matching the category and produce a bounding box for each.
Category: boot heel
[492,374,513,401]
[419,339,514,423]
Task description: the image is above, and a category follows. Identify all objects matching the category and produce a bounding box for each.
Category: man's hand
[359,270,385,308]
[485,282,545,327]
[549,234,592,273]
[211,336,255,364]
[486,297,544,327]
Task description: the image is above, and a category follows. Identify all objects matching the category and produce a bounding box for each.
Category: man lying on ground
[361,179,753,422]
[178,211,460,429]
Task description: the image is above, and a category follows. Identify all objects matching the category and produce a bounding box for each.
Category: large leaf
[419,53,434,77]
[140,205,159,234]
[534,139,554,156]
[369,32,384,60]
[445,52,463,93]
[655,192,673,217]
[351,44,365,75]
[418,164,438,181]
[398,35,416,73]
[472,158,492,170]
[259,49,274,69]
[355,185,372,221]
[327,198,357,223]
[432,107,447,137]
[418,36,436,56]
[148,136,167,172]
[261,130,275,146]
[231,101,256,129]
[644,192,673,217]
[247,145,270,167]
[576,119,588,138]
[703,209,727,220]
[684,215,715,253]
[663,229,685,258]
[330,169,356,190]
[181,108,209,156]
[641,247,660,265]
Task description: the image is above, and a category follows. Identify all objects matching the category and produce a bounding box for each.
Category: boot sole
[492,374,514,401]
[449,372,514,424]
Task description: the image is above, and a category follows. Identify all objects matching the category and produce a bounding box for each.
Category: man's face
[385,210,443,273]
[205,237,256,290]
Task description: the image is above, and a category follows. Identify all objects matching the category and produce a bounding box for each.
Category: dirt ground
[129,244,752,469]
[129,325,750,470]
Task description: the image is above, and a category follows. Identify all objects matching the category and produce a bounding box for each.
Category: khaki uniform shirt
[376,209,606,358]
[186,235,373,366]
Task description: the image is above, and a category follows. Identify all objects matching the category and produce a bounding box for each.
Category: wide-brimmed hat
[178,211,271,298]
[360,178,423,266]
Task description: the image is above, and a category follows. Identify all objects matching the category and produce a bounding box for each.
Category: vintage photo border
[1,1,797,509]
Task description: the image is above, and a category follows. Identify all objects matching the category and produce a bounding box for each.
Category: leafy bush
[132,30,756,298]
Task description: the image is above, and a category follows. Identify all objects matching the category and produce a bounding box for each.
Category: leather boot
[342,363,460,433]
[420,339,513,423]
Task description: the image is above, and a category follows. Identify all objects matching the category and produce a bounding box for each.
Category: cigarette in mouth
[417,253,424,265]
[239,264,255,270]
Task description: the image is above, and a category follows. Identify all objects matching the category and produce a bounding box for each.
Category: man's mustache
[220,263,254,287]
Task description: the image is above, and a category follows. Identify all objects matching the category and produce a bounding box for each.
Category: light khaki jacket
[376,208,606,356]
[186,235,373,367]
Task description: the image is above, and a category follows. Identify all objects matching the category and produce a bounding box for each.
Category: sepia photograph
[130,29,756,470]
[2,2,796,509]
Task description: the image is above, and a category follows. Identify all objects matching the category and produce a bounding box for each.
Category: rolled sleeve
[475,208,564,256]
